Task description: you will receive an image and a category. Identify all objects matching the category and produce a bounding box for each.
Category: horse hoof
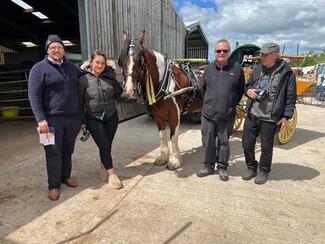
[154,161,167,166]
[166,164,181,170]
[166,165,174,170]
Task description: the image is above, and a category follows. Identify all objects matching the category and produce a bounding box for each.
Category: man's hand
[38,120,49,133]
[247,88,258,99]
[276,117,288,131]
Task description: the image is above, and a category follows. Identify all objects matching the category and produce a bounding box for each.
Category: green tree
[289,50,325,68]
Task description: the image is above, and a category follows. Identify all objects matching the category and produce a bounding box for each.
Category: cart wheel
[233,97,247,131]
[234,108,244,131]
[276,108,297,144]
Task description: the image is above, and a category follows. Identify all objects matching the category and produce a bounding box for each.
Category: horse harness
[177,62,203,114]
[126,39,202,114]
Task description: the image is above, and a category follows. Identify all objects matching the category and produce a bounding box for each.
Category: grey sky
[173,0,325,60]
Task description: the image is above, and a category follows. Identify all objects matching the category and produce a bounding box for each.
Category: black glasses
[215,49,229,54]
[48,46,64,51]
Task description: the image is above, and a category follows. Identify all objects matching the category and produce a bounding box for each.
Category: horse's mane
[118,38,143,68]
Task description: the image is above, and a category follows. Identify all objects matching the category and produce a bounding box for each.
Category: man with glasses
[242,43,296,184]
[197,39,245,181]
[28,34,82,200]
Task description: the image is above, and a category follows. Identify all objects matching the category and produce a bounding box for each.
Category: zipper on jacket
[96,77,106,119]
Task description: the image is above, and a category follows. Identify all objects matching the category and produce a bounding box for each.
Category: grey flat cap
[258,43,280,54]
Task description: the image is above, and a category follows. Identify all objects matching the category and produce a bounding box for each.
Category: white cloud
[173,0,325,60]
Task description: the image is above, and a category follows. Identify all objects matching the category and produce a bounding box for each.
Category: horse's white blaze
[125,56,135,94]
[153,51,166,81]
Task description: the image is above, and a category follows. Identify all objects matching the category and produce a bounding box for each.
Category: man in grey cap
[241,42,296,184]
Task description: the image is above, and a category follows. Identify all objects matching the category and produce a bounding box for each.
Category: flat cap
[258,43,280,54]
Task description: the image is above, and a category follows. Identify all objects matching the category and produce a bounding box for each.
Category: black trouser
[201,116,234,170]
[86,111,119,170]
[44,115,81,190]
[242,116,277,173]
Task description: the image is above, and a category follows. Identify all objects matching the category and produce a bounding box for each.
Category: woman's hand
[80,124,87,130]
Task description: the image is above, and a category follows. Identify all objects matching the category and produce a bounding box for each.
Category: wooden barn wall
[85,0,186,60]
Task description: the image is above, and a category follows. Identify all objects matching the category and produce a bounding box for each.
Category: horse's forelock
[134,41,142,55]
[118,39,131,67]
[118,39,144,69]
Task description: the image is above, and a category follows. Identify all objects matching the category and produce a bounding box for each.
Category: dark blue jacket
[202,60,245,120]
[28,56,82,122]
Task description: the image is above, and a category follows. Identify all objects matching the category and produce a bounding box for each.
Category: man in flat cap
[28,34,82,200]
[241,42,296,184]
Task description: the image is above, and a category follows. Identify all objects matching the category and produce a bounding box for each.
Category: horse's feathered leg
[167,128,182,170]
[154,129,170,166]
[166,101,182,170]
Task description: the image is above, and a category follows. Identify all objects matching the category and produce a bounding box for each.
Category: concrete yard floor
[0,103,324,243]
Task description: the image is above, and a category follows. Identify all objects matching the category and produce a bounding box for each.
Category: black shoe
[254,171,269,184]
[218,169,229,181]
[196,167,215,177]
[242,169,257,181]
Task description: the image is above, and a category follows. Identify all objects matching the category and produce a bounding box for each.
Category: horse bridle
[124,38,147,84]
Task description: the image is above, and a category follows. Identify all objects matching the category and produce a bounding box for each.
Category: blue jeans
[44,115,81,189]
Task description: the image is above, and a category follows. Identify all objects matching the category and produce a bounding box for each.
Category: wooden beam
[245,54,307,60]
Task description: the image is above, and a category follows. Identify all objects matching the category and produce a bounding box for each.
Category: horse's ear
[138,30,145,45]
[122,31,128,42]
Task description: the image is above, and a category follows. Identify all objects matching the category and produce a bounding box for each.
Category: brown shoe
[48,189,60,201]
[62,178,78,187]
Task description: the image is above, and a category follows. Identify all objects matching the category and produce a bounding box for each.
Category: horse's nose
[126,88,137,99]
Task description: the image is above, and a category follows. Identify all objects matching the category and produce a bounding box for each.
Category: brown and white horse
[118,31,203,170]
